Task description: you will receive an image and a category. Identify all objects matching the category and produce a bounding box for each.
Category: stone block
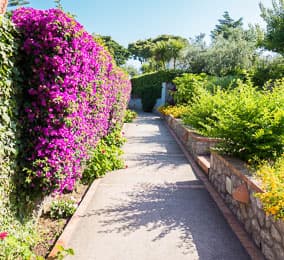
[274,243,284,260]
[262,243,275,260]
[271,224,282,243]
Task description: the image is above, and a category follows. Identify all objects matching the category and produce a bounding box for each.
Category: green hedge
[172,73,240,105]
[131,70,182,111]
[252,57,284,87]
[0,16,39,260]
[0,15,22,222]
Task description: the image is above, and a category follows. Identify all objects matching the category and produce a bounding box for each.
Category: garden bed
[33,182,89,258]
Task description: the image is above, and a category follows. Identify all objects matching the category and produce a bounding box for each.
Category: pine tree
[211,11,243,40]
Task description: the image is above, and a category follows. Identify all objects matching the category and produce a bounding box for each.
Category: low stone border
[210,152,284,260]
[163,114,219,159]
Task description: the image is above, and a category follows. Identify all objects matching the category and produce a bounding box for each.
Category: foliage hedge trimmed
[0,15,40,260]
[0,15,21,209]
[131,70,182,111]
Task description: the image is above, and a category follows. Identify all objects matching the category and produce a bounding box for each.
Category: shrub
[252,57,284,87]
[131,70,182,111]
[158,105,188,118]
[49,199,77,219]
[256,154,284,220]
[12,8,131,194]
[182,87,227,136]
[213,80,284,162]
[172,73,208,104]
[82,129,125,184]
[206,74,239,91]
[124,109,137,123]
[183,79,284,162]
[172,73,241,105]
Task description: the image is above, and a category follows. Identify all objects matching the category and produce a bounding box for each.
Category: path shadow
[79,181,249,260]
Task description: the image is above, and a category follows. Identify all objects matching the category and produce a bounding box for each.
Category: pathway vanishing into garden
[66,113,250,260]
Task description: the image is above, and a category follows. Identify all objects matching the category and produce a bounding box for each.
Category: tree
[205,28,258,76]
[260,0,284,54]
[128,39,155,63]
[211,11,243,39]
[153,41,172,70]
[182,34,208,73]
[167,39,187,69]
[8,0,29,7]
[94,35,130,66]
[122,65,139,77]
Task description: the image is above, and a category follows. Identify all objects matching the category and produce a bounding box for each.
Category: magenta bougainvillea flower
[12,8,131,194]
[0,232,8,240]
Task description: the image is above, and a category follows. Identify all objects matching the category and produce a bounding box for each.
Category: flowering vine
[12,8,131,193]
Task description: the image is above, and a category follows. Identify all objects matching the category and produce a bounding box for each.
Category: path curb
[47,178,101,259]
[164,120,265,260]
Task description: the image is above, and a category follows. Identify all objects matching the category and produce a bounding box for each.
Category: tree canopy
[260,0,284,54]
[128,35,188,71]
[94,35,130,66]
[211,11,243,39]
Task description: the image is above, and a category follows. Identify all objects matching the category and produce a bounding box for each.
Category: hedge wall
[0,9,131,258]
[0,15,22,226]
[11,8,131,194]
[131,70,182,111]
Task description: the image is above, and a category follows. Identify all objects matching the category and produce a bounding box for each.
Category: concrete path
[66,113,250,260]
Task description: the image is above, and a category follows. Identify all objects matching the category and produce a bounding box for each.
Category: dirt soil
[33,182,89,258]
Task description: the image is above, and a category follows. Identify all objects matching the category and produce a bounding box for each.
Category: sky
[23,0,273,68]
[25,0,272,47]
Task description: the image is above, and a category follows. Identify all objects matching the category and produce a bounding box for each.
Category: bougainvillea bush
[12,8,131,194]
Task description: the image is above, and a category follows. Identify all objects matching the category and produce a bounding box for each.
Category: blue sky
[25,0,272,47]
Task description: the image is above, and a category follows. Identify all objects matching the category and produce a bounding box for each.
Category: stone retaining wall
[162,113,284,260]
[164,115,219,159]
[210,152,284,260]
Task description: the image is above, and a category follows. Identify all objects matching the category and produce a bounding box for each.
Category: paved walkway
[66,113,250,260]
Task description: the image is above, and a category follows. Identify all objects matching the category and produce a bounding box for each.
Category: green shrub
[49,199,77,219]
[207,74,239,91]
[182,87,227,136]
[172,73,240,106]
[214,80,284,162]
[82,129,125,183]
[0,16,39,260]
[131,70,182,111]
[124,109,137,123]
[172,73,208,104]
[183,79,284,162]
[252,57,284,87]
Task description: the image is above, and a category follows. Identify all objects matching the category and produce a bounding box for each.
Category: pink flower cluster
[12,8,131,193]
